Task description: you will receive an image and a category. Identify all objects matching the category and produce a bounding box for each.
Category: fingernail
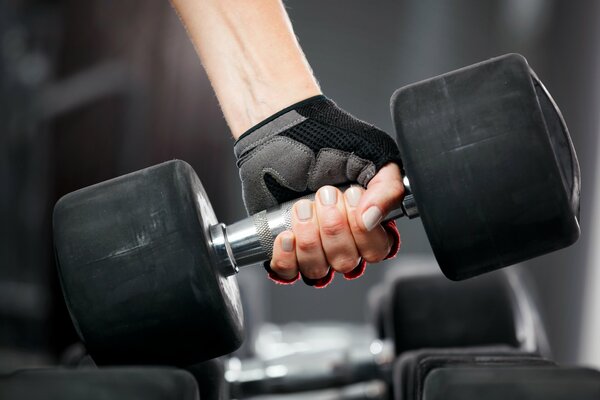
[281,235,294,252]
[362,206,383,231]
[296,200,313,221]
[320,186,337,205]
[345,186,362,207]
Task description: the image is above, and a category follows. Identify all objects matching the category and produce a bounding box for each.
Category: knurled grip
[251,196,312,258]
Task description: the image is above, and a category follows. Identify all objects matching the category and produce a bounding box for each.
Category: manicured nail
[320,186,337,205]
[281,235,294,252]
[362,206,383,231]
[345,186,362,207]
[296,200,313,221]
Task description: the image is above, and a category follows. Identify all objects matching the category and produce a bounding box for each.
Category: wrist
[229,81,321,138]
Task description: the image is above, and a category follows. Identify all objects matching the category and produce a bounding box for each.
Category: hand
[269,163,403,286]
[233,95,403,286]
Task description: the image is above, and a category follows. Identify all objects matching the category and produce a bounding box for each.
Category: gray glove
[234,95,402,215]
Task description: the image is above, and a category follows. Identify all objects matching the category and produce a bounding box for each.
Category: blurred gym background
[1,0,599,371]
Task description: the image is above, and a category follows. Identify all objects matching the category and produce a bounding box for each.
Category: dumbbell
[217,259,546,398]
[236,381,388,400]
[53,53,579,366]
[0,368,199,400]
[187,359,229,400]
[422,366,600,400]
[226,322,391,397]
[393,346,554,400]
[57,342,229,400]
[369,259,550,357]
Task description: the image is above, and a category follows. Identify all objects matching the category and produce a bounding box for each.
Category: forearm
[171,0,321,138]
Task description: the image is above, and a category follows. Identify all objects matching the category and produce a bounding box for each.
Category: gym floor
[2,0,600,372]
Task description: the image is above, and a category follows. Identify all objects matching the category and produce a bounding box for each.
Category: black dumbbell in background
[422,366,600,400]
[369,259,550,357]
[0,368,199,400]
[217,257,549,398]
[393,346,554,400]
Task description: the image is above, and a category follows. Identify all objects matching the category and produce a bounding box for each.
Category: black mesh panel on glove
[234,95,402,215]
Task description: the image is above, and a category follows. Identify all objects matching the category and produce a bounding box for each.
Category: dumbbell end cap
[392,53,580,281]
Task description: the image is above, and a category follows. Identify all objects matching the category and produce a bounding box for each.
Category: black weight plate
[423,366,600,400]
[0,368,199,400]
[187,358,229,400]
[386,270,522,356]
[392,346,553,400]
[53,160,243,365]
[531,74,581,217]
[392,54,580,280]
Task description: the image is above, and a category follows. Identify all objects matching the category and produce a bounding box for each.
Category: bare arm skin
[171,0,321,138]
[171,0,402,284]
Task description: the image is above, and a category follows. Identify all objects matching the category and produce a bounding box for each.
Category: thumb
[356,163,404,232]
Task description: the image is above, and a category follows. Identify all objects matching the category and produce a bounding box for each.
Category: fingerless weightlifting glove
[234,95,402,215]
[234,95,402,286]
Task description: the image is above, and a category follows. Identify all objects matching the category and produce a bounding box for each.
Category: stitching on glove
[237,115,308,159]
[236,95,326,142]
[357,163,377,186]
[240,136,314,167]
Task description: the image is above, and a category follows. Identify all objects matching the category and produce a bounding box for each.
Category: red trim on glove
[344,259,367,280]
[382,220,401,259]
[302,267,335,288]
[263,262,300,285]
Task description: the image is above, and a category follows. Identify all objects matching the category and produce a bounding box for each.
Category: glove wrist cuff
[235,94,326,144]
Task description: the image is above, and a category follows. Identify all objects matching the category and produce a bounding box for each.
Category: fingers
[356,163,404,231]
[344,186,392,263]
[291,199,330,280]
[270,163,404,285]
[315,186,360,274]
[269,231,299,281]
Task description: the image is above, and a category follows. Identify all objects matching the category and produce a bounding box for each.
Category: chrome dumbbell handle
[211,178,418,276]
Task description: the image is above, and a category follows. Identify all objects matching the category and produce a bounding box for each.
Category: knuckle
[272,259,294,273]
[320,216,347,237]
[302,266,328,279]
[296,236,321,253]
[331,257,359,273]
[361,249,386,264]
